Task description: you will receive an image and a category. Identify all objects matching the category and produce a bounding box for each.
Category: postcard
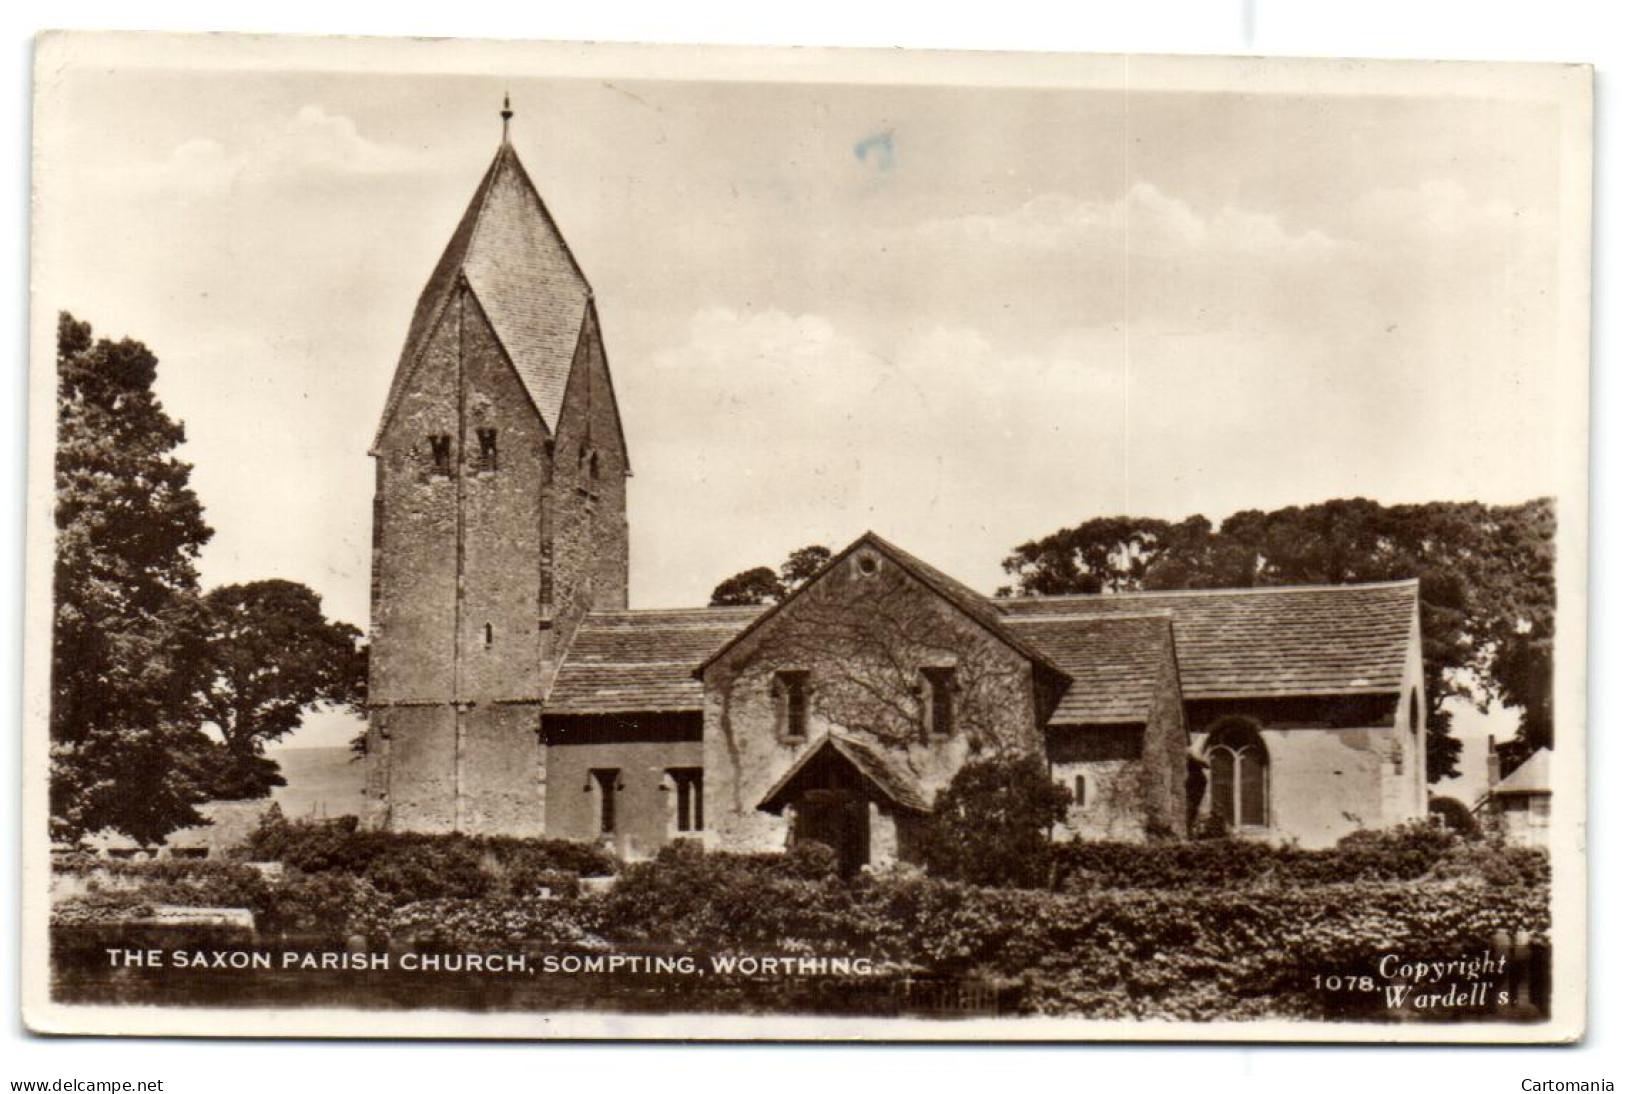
[23,31,1591,1041]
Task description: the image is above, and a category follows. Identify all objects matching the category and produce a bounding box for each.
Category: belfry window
[427,434,453,477]
[476,428,499,472]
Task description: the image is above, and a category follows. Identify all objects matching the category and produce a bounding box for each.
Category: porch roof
[756,733,933,816]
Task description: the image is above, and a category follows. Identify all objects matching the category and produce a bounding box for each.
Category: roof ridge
[995,577,1420,603]
[586,605,764,618]
[1006,609,1176,623]
[568,659,717,667]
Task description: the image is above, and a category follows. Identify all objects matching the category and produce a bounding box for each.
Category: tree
[779,545,833,588]
[999,498,1557,782]
[915,753,1072,888]
[709,544,832,606]
[709,566,785,607]
[197,580,368,799]
[52,312,217,844]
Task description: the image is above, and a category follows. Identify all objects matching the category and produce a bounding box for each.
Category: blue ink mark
[854,132,895,171]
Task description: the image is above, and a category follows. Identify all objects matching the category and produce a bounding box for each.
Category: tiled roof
[1006,612,1175,724]
[1493,748,1551,795]
[545,560,1417,718]
[375,142,592,447]
[997,580,1418,699]
[547,605,763,714]
[756,733,933,815]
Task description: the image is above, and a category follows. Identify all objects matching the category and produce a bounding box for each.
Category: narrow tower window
[483,622,494,649]
[476,427,499,472]
[427,434,453,477]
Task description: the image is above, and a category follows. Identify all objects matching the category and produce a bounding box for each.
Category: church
[360,112,1430,868]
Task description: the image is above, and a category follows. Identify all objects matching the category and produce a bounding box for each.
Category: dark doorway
[794,789,870,876]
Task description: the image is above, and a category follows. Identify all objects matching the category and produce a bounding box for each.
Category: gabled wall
[702,544,1044,858]
[540,305,630,693]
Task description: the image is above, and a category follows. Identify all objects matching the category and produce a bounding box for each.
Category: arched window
[1206,719,1269,829]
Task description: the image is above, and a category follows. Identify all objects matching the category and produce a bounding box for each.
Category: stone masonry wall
[369,289,638,833]
[703,545,1043,856]
[540,304,630,693]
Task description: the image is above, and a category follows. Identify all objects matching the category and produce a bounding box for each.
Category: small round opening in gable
[856,553,880,577]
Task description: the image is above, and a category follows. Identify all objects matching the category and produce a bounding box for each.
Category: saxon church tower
[363,104,630,834]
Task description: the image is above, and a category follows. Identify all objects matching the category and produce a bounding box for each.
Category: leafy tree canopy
[998,498,1555,781]
[199,580,368,799]
[710,544,832,606]
[52,313,370,840]
[52,312,216,843]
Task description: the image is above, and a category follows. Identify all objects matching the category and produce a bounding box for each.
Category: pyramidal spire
[374,108,596,450]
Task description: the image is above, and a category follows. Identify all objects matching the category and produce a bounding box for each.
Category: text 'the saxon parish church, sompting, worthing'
[361,108,1430,871]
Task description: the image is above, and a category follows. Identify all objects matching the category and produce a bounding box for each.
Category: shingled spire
[372,113,597,449]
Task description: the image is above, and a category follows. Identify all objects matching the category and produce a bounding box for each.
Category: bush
[387,896,608,950]
[914,753,1071,888]
[55,837,1551,1021]
[51,894,155,927]
[235,812,618,900]
[82,859,276,915]
[260,873,393,941]
[1429,796,1481,838]
[1053,822,1496,891]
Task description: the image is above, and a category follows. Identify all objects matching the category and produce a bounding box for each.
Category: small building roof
[1005,611,1176,724]
[1492,747,1552,796]
[756,733,933,815]
[997,579,1418,700]
[547,605,763,714]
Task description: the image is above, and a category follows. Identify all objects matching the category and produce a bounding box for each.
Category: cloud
[120,104,436,192]
[918,183,1344,261]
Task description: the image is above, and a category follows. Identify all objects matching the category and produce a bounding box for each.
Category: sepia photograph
[22,31,1591,1041]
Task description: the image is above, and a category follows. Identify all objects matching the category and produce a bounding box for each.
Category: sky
[32,39,1584,770]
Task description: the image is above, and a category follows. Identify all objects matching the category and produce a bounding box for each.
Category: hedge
[1052,823,1550,891]
[363,844,1549,1020]
[236,811,617,900]
[52,826,1551,1020]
